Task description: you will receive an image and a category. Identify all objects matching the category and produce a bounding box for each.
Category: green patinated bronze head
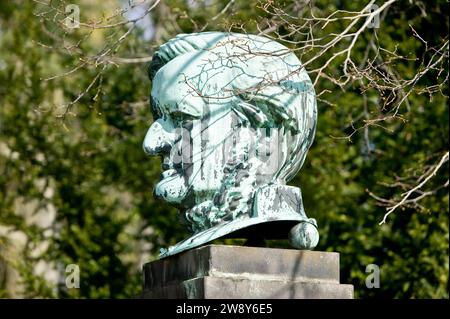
[143,32,318,258]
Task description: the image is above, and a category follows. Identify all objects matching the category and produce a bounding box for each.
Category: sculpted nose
[143,119,174,156]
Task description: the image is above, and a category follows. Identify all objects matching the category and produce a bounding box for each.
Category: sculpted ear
[234,99,272,128]
[234,91,293,130]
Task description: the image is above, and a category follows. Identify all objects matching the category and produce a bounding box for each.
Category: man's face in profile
[143,53,239,207]
[143,52,280,207]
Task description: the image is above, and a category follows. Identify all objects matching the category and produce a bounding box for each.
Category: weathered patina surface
[143,32,318,258]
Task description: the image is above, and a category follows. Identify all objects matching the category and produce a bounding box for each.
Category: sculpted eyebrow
[169,102,202,120]
[170,110,199,120]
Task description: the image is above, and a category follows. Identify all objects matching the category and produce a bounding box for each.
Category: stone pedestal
[142,245,353,299]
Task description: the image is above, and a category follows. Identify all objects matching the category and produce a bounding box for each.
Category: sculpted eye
[171,111,197,122]
[170,111,184,121]
[168,111,194,132]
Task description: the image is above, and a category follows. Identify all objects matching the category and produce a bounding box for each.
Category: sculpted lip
[161,159,182,179]
[161,163,171,170]
[161,168,179,179]
[162,161,182,170]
